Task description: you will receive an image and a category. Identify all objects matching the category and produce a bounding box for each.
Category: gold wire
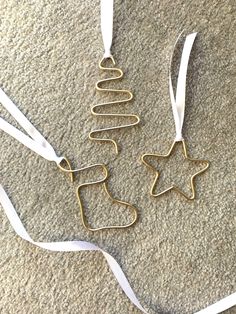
[58,158,138,232]
[141,140,210,200]
[89,56,140,154]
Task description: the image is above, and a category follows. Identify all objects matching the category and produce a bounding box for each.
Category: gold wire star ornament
[141,32,210,200]
[141,140,209,200]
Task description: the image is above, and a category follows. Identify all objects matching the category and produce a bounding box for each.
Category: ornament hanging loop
[169,32,197,142]
[101,0,114,60]
[100,55,116,66]
[58,157,74,182]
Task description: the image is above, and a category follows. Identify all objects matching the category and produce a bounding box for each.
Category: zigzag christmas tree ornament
[89,0,140,154]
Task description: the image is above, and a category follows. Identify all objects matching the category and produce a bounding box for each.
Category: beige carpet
[0,0,236,313]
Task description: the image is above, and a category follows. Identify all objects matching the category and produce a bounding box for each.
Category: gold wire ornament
[141,140,209,200]
[89,56,140,154]
[57,158,138,231]
[141,32,210,200]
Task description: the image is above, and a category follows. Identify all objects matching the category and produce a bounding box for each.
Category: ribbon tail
[0,185,148,313]
[195,292,236,314]
[1,186,236,314]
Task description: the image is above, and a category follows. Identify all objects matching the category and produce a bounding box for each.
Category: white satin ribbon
[169,32,197,142]
[0,184,236,314]
[1,36,235,314]
[0,87,148,313]
[0,88,63,164]
[100,0,114,58]
[0,184,148,314]
[195,292,236,314]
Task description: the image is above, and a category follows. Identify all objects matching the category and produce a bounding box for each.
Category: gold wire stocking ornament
[0,86,138,233]
[141,32,210,200]
[57,158,138,231]
[89,56,140,154]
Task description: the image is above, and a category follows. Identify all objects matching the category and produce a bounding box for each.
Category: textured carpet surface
[0,1,236,313]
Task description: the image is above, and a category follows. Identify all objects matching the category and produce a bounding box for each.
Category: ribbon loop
[0,88,63,164]
[100,0,114,58]
[169,32,197,141]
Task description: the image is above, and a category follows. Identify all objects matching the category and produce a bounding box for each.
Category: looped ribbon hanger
[1,185,236,314]
[101,0,113,60]
[100,0,115,66]
[0,88,138,231]
[169,31,195,143]
[0,88,63,164]
[142,32,209,200]
[89,0,140,154]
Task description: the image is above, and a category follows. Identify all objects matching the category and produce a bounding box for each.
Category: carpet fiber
[0,0,236,313]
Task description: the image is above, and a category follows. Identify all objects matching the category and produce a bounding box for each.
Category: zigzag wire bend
[89,56,140,154]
